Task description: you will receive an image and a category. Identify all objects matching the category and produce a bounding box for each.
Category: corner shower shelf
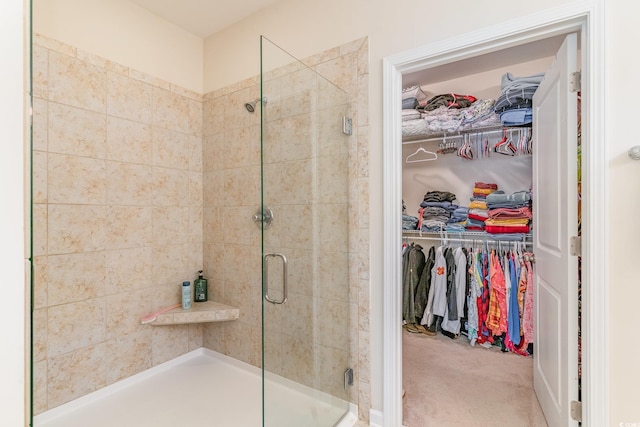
[149,301,239,326]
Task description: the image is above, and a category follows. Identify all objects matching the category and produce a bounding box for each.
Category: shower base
[34,348,358,427]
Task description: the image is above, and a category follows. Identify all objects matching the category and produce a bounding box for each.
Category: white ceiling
[130,0,278,38]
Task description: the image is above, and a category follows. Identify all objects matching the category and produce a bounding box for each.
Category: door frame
[381,1,607,426]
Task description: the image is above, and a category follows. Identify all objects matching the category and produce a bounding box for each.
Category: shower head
[244,97,267,113]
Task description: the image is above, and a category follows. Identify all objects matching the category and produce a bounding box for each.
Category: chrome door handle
[263,253,288,304]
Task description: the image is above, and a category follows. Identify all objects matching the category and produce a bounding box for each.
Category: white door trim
[381,1,607,426]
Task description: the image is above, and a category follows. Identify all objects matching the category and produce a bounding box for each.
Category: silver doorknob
[629,146,640,160]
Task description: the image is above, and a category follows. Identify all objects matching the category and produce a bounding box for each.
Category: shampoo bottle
[182,281,191,310]
[194,270,208,302]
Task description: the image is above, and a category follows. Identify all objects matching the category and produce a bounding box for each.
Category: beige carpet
[402,329,548,427]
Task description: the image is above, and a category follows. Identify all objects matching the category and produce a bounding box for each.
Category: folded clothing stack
[417,191,458,232]
[494,72,545,126]
[402,198,419,230]
[402,85,429,110]
[485,191,533,234]
[465,182,498,231]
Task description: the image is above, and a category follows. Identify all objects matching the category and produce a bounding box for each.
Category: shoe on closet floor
[415,324,436,336]
[403,323,420,333]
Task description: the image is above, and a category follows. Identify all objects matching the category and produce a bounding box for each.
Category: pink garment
[521,256,535,345]
[486,251,508,335]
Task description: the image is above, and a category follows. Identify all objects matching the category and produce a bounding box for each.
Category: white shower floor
[34,348,357,427]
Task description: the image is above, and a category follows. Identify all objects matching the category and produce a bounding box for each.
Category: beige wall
[30,34,204,413]
[32,0,204,93]
[607,1,640,424]
[0,0,27,425]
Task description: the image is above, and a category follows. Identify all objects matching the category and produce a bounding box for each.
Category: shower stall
[29,5,357,424]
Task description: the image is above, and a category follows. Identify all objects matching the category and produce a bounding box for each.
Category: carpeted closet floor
[402,329,548,427]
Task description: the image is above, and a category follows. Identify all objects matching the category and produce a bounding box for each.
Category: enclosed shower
[29,2,360,423]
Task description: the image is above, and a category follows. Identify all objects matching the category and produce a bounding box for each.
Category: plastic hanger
[406,146,438,163]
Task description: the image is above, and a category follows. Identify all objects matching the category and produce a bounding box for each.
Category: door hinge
[569,71,581,93]
[570,236,581,257]
[571,400,582,422]
[342,116,352,135]
[344,367,354,389]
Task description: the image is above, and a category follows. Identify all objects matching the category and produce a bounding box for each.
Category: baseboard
[369,409,383,427]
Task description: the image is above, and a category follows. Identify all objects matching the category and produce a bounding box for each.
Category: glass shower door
[259,36,352,427]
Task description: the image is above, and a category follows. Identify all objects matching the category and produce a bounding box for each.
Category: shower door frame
[259,35,353,427]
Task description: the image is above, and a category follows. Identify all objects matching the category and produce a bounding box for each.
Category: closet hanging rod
[402,126,531,145]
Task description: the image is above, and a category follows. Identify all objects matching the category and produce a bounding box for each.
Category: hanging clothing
[486,250,508,335]
[441,247,468,335]
[402,243,425,324]
[421,246,447,327]
[414,246,435,325]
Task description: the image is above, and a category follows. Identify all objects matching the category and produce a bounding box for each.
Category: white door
[532,32,579,427]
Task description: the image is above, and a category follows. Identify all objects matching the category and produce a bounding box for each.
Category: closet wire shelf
[402,229,533,248]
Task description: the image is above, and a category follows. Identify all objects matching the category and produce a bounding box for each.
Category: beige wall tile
[224,87,259,131]
[48,50,107,113]
[105,206,152,250]
[189,171,203,207]
[189,134,203,172]
[222,206,260,247]
[317,346,350,397]
[223,320,261,367]
[32,308,48,363]
[48,102,107,158]
[32,360,48,415]
[47,252,107,306]
[104,331,152,385]
[47,299,106,358]
[223,125,260,168]
[202,96,226,137]
[152,166,189,207]
[106,117,152,164]
[47,343,106,408]
[188,206,204,243]
[105,289,152,339]
[279,205,313,250]
[32,256,48,309]
[150,244,189,286]
[151,325,189,365]
[48,204,106,254]
[280,334,313,387]
[48,154,106,205]
[33,204,48,256]
[202,170,224,207]
[32,97,48,152]
[32,44,48,99]
[105,247,153,295]
[188,324,203,350]
[318,251,350,302]
[280,291,313,340]
[152,127,190,170]
[106,161,153,206]
[152,87,201,136]
[222,166,260,207]
[152,206,189,245]
[106,71,152,124]
[203,133,225,172]
[317,298,350,350]
[32,150,47,204]
[224,280,261,326]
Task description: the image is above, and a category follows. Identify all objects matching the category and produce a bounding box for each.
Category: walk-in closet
[399,32,582,427]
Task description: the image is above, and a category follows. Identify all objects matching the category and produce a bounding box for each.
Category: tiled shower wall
[31,34,204,413]
[30,33,370,422]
